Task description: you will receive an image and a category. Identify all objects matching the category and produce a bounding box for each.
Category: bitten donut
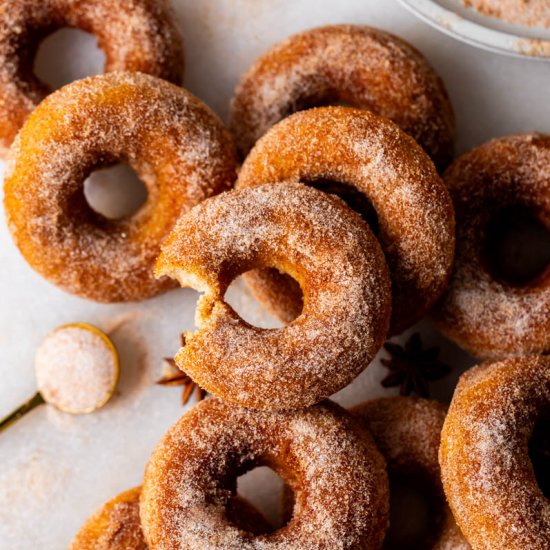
[352,397,470,550]
[4,72,237,302]
[237,107,455,335]
[155,182,391,410]
[0,0,184,154]
[229,24,455,170]
[433,134,550,358]
[140,398,389,549]
[70,487,273,549]
[440,356,550,550]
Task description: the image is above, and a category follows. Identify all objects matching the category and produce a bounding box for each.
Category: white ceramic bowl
[399,0,550,60]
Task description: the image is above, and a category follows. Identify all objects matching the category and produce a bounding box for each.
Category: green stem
[0,392,45,433]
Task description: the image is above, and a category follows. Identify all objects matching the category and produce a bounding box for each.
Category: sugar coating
[35,325,118,414]
[440,356,550,550]
[237,107,455,336]
[229,24,455,171]
[463,0,550,28]
[69,487,146,550]
[69,486,273,549]
[155,182,392,410]
[0,0,184,153]
[352,397,470,550]
[4,71,237,302]
[140,398,389,549]
[433,134,550,359]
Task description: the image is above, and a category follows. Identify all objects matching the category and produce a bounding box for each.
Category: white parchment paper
[1,1,549,547]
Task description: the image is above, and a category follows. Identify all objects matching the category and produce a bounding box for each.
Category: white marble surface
[0,0,548,547]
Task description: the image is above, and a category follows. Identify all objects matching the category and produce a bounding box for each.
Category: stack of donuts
[0,1,548,548]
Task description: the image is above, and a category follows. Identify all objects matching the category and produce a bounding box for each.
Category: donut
[154,182,391,410]
[0,0,184,154]
[229,24,455,171]
[140,398,389,549]
[432,134,550,358]
[69,487,146,550]
[4,71,237,302]
[439,356,550,550]
[236,107,455,335]
[70,487,273,549]
[352,397,470,550]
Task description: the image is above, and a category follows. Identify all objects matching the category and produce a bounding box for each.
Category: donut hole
[233,464,292,534]
[484,205,550,287]
[303,178,380,235]
[224,274,287,329]
[34,28,105,90]
[384,473,444,550]
[529,410,550,498]
[83,163,148,221]
[225,270,304,326]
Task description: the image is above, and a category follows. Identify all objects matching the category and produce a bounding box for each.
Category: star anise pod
[380,333,450,398]
[156,334,206,405]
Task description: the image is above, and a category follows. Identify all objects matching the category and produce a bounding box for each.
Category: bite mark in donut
[154,182,392,410]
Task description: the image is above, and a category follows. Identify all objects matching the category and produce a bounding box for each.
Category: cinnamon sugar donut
[439,356,550,550]
[70,487,273,549]
[229,25,455,171]
[352,397,470,550]
[0,0,184,154]
[155,182,391,410]
[4,72,237,302]
[140,398,389,549]
[432,134,550,358]
[237,107,455,335]
[70,487,146,550]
